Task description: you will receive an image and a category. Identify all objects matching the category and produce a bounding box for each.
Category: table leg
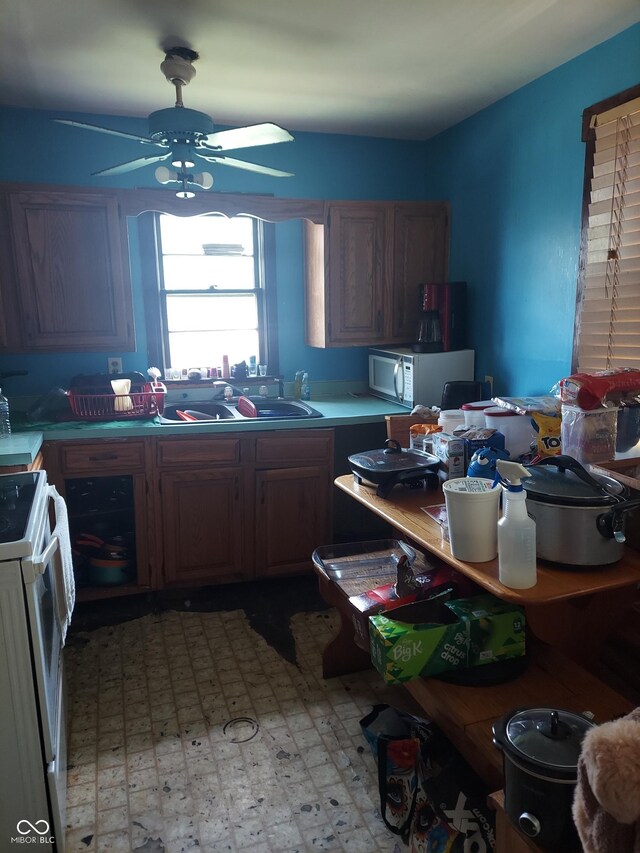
[316,574,372,679]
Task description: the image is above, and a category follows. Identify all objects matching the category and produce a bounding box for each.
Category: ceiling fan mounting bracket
[160,48,198,88]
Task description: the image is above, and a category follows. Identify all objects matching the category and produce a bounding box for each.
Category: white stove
[0,470,74,852]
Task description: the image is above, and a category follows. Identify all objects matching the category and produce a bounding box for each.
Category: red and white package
[559,369,640,410]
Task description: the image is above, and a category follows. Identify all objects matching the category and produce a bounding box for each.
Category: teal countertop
[2,395,410,465]
[0,431,45,466]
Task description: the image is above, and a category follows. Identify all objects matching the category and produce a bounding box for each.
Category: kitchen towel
[50,485,75,644]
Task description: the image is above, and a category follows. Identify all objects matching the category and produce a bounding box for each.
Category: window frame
[138,211,279,377]
[573,82,640,372]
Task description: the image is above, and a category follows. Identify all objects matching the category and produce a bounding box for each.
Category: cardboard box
[456,428,506,468]
[431,432,465,480]
[369,593,526,684]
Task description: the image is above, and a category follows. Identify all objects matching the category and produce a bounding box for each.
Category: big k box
[369,593,526,684]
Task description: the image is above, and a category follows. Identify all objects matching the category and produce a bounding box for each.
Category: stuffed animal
[572,707,640,853]
[467,446,510,478]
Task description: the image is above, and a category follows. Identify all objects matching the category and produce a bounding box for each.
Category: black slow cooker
[348,439,439,498]
[493,706,594,850]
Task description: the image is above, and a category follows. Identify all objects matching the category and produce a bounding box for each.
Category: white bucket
[461,400,494,428]
[438,409,465,433]
[442,477,501,562]
[484,407,536,458]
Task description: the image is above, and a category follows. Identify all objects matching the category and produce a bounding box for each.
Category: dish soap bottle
[495,459,537,589]
[301,372,311,401]
[293,370,304,399]
[0,388,10,438]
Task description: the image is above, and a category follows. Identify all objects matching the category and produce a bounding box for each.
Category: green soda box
[369,593,526,684]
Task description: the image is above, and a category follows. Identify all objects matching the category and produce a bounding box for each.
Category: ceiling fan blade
[54,119,154,145]
[198,154,294,177]
[92,152,171,177]
[201,123,293,151]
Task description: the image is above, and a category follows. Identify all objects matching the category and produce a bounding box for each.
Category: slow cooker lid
[348,447,438,473]
[506,708,593,768]
[523,465,624,506]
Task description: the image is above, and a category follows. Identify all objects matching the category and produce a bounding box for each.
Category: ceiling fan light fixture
[155,165,178,184]
[176,188,196,200]
[193,171,214,190]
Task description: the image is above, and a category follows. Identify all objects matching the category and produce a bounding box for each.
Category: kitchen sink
[158,398,323,423]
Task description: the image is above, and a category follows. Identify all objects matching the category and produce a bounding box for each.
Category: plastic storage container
[484,407,536,459]
[438,409,465,433]
[461,400,494,428]
[561,404,618,465]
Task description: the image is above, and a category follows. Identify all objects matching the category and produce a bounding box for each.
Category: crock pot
[493,706,594,851]
[348,439,439,499]
[523,455,633,566]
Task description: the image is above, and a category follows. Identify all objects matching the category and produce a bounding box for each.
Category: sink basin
[159,402,244,423]
[158,398,323,423]
[237,398,323,419]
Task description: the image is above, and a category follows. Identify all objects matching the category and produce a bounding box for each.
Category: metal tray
[311,539,415,581]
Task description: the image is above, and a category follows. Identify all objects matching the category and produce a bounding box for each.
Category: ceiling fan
[54,47,294,197]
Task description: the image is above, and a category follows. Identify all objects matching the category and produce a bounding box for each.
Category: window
[574,85,640,372]
[139,212,278,376]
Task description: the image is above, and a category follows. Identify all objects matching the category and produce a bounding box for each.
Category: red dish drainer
[67,381,166,421]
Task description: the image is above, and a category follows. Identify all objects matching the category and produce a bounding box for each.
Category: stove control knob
[518,812,541,837]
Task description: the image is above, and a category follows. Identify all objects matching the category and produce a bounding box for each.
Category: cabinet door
[326,203,389,345]
[255,465,331,577]
[160,469,248,586]
[391,203,449,343]
[7,189,135,351]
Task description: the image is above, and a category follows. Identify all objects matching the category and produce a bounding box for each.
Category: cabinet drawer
[156,437,242,467]
[59,440,145,474]
[255,430,333,465]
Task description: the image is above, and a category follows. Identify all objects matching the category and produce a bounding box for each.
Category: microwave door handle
[393,357,404,402]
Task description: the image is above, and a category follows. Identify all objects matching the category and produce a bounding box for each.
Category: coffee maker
[413,284,443,352]
[412,282,466,352]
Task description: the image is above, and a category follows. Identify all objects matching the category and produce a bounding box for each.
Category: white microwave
[368,347,475,408]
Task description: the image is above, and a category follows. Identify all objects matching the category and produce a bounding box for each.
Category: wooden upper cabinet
[305,200,449,348]
[327,203,388,346]
[6,188,135,351]
[391,203,449,342]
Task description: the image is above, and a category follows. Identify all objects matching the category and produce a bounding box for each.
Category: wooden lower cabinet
[155,428,334,588]
[44,429,334,599]
[159,468,248,586]
[255,464,332,577]
[42,439,153,601]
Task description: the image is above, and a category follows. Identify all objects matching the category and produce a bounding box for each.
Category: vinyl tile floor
[64,607,407,852]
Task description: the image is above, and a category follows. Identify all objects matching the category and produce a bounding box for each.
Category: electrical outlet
[484,375,494,395]
[108,357,123,375]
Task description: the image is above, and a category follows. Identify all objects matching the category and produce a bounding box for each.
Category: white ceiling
[3,0,639,140]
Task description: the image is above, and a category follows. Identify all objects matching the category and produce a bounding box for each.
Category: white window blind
[576,95,640,372]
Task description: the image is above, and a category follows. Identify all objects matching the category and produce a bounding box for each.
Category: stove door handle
[31,534,60,575]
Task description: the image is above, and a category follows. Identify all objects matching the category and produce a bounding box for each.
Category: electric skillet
[348,439,440,498]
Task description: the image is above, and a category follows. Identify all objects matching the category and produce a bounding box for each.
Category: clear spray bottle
[495,459,537,589]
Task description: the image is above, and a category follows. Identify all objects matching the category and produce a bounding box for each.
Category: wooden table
[311,475,637,792]
[334,474,640,663]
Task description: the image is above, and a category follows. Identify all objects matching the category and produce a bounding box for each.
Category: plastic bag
[360,704,496,851]
[559,369,640,410]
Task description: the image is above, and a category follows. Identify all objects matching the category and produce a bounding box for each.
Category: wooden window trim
[573,83,640,372]
[138,213,280,376]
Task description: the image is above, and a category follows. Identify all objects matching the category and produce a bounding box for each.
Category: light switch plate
[108,357,123,375]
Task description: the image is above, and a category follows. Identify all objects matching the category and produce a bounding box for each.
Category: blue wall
[1,22,639,398]
[425,23,640,396]
[0,108,430,395]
